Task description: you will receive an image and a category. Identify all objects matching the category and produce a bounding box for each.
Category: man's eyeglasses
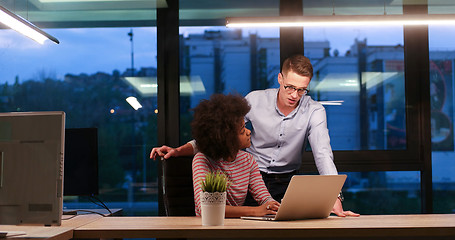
[283,85,309,96]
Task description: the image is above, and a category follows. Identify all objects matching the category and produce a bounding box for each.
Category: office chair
[161,156,196,216]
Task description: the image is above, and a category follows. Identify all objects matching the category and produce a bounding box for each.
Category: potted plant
[200,170,229,226]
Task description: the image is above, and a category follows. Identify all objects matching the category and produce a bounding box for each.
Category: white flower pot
[200,191,226,226]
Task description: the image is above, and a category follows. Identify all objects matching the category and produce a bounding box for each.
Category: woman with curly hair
[191,94,280,218]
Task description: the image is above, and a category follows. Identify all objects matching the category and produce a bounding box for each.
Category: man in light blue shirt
[151,54,358,217]
[244,88,337,176]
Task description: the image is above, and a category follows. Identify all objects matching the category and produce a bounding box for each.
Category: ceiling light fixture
[226,14,455,28]
[0,5,59,44]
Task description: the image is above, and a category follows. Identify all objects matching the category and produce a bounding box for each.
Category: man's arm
[149,141,195,160]
[308,106,359,217]
[307,107,338,175]
[331,197,360,217]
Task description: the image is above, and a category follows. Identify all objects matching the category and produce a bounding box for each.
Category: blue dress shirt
[244,88,338,175]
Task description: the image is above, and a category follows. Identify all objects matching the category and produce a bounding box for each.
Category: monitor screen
[64,128,99,196]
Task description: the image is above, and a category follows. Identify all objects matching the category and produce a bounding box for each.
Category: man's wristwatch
[337,192,344,202]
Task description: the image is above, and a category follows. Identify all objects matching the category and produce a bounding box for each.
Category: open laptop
[241,174,346,221]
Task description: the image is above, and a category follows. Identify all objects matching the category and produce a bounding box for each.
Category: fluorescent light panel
[126,96,142,110]
[226,14,455,27]
[318,100,344,106]
[0,5,59,44]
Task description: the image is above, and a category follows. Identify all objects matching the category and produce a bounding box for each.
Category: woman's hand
[150,142,195,160]
[258,200,280,216]
[149,145,176,160]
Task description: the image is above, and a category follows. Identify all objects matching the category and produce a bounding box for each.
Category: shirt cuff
[188,139,199,154]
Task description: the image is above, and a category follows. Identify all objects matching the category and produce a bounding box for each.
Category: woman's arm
[192,153,210,216]
[248,156,275,205]
[225,200,280,218]
[224,153,280,218]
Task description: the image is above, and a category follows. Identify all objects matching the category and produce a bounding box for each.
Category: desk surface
[1,214,103,240]
[74,214,455,239]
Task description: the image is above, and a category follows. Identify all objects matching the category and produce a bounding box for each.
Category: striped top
[192,150,273,216]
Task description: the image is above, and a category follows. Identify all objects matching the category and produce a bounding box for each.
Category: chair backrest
[161,156,195,216]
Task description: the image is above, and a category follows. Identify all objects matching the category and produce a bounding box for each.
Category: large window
[5,0,454,217]
[305,26,405,151]
[429,25,455,213]
[303,25,422,214]
[177,0,280,144]
[178,27,280,143]
[341,171,421,214]
[0,27,159,216]
[176,23,422,213]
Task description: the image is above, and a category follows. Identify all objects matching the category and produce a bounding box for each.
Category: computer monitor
[64,128,99,196]
[0,111,65,226]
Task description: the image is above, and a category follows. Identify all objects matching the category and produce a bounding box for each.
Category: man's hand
[149,145,178,160]
[331,198,360,217]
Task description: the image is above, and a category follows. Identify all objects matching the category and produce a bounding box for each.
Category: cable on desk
[75,209,109,216]
[88,195,112,215]
[62,209,109,219]
[61,195,113,221]
[62,214,78,220]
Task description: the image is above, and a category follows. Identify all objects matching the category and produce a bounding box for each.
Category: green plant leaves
[201,170,229,193]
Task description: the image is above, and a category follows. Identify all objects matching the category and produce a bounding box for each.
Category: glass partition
[0,27,158,216]
[303,25,420,214]
[304,26,405,151]
[178,26,280,144]
[341,171,421,214]
[429,25,455,214]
